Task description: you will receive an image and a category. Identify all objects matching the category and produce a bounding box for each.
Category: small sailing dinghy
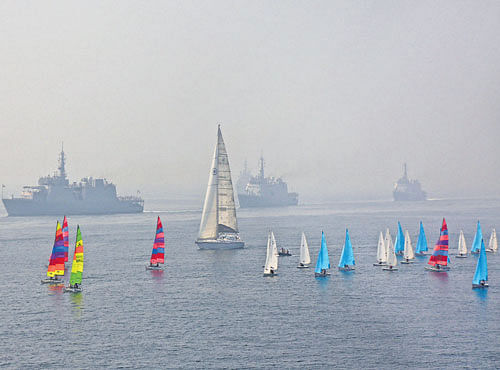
[456,230,468,258]
[470,221,483,254]
[382,230,398,271]
[297,232,311,268]
[415,221,428,256]
[472,237,488,288]
[64,225,84,293]
[401,230,415,264]
[195,125,244,250]
[394,221,405,256]
[338,229,355,271]
[425,218,450,272]
[263,231,279,276]
[374,230,388,266]
[314,231,331,277]
[278,247,292,256]
[146,216,165,270]
[62,215,69,264]
[486,229,497,253]
[41,221,65,284]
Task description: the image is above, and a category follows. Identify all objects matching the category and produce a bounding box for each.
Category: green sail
[69,226,84,286]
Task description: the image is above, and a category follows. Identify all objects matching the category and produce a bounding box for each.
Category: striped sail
[151,216,165,264]
[62,216,69,262]
[471,221,483,253]
[338,229,355,268]
[69,226,84,286]
[428,218,449,266]
[47,221,65,277]
[415,221,428,253]
[315,231,330,274]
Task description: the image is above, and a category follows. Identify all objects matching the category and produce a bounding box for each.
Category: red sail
[150,216,165,264]
[428,218,449,266]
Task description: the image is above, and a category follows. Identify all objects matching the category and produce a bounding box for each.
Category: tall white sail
[264,231,278,274]
[299,232,311,265]
[198,125,239,240]
[386,232,397,267]
[384,228,392,262]
[403,230,415,260]
[376,231,386,263]
[487,229,497,252]
[264,233,273,274]
[270,231,279,270]
[458,230,467,255]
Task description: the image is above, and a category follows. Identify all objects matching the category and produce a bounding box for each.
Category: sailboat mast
[215,125,220,236]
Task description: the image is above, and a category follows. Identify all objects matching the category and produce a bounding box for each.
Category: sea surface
[1,198,499,369]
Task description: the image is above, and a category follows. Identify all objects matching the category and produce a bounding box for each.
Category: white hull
[338,267,355,271]
[41,278,63,284]
[263,272,278,277]
[64,286,82,293]
[425,266,450,272]
[456,254,468,258]
[400,259,415,264]
[146,265,164,270]
[196,240,244,250]
[373,262,387,266]
[382,267,398,271]
[297,264,310,269]
[485,249,496,253]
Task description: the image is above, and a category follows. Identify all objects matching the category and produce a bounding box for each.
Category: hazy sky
[1,1,499,201]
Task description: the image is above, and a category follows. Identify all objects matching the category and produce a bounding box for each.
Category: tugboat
[2,146,144,216]
[393,163,426,201]
[237,156,298,208]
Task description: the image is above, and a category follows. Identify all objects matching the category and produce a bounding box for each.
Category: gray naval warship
[237,156,298,208]
[2,147,144,216]
[393,163,427,201]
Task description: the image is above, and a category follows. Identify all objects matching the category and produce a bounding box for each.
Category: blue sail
[471,221,483,253]
[394,221,405,254]
[315,231,330,274]
[472,238,488,285]
[338,229,355,268]
[415,221,428,253]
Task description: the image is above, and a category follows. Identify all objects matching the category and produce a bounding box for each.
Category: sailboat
[486,229,497,253]
[415,221,428,256]
[456,230,468,258]
[41,221,65,284]
[196,125,244,250]
[425,218,450,272]
[382,229,398,271]
[263,231,278,276]
[314,231,331,277]
[146,216,165,270]
[338,229,355,271]
[297,232,311,268]
[472,237,489,288]
[394,221,405,255]
[401,230,415,264]
[373,231,387,266]
[62,215,69,263]
[470,221,483,254]
[64,225,84,293]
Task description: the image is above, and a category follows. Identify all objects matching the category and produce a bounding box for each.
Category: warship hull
[238,193,298,208]
[2,198,143,216]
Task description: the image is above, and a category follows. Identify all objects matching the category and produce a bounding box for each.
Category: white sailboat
[373,231,387,266]
[196,125,244,249]
[486,229,497,253]
[297,232,311,268]
[382,230,398,271]
[456,230,468,257]
[401,230,415,264]
[264,231,279,276]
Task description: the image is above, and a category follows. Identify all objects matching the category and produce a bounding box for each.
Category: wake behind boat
[195,125,244,250]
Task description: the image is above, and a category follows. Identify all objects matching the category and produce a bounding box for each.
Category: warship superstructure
[393,163,427,201]
[2,147,144,216]
[237,156,298,208]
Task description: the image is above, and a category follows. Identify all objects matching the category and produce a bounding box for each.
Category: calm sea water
[0,199,499,369]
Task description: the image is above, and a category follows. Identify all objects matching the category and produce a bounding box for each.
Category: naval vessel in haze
[2,147,144,216]
[237,156,298,208]
[393,163,427,201]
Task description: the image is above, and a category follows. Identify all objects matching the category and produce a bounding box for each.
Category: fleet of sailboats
[456,230,468,257]
[338,229,355,271]
[297,232,311,268]
[196,125,244,250]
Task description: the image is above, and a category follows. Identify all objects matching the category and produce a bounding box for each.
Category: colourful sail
[338,228,355,268]
[315,231,330,274]
[472,238,488,286]
[69,225,84,286]
[415,221,428,253]
[428,218,449,266]
[62,215,69,262]
[150,216,165,265]
[47,221,65,277]
[394,221,405,254]
[471,221,483,253]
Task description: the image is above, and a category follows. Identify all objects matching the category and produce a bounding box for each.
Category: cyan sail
[471,221,483,253]
[394,221,405,254]
[472,238,488,285]
[415,221,428,253]
[338,229,355,268]
[315,231,330,274]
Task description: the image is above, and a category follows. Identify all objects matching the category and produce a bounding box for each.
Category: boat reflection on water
[149,269,164,282]
[69,291,84,319]
[474,288,488,303]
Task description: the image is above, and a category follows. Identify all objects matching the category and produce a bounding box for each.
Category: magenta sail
[150,216,165,265]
